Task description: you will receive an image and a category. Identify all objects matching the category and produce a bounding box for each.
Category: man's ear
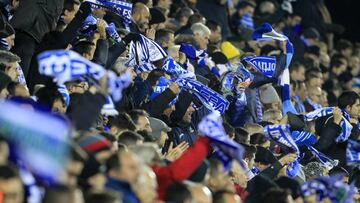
[345,105,352,113]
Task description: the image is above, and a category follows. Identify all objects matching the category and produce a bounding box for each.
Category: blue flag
[177,78,229,114]
[0,101,70,183]
[252,23,288,41]
[85,0,132,25]
[242,56,276,78]
[179,43,207,59]
[198,112,245,170]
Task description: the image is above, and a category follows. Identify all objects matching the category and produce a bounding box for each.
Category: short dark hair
[128,109,149,125]
[213,190,237,203]
[108,113,136,131]
[85,190,120,203]
[165,182,192,203]
[35,84,65,109]
[234,127,249,144]
[0,164,19,180]
[117,130,144,147]
[236,0,256,10]
[336,39,352,51]
[63,0,80,12]
[329,166,349,177]
[290,61,304,72]
[0,50,20,72]
[175,7,193,21]
[338,91,360,109]
[73,41,95,56]
[242,144,257,160]
[187,13,204,26]
[250,133,268,146]
[206,20,220,32]
[155,29,174,46]
[42,185,75,203]
[146,69,166,87]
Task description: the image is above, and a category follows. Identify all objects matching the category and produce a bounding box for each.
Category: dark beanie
[171,91,193,123]
[149,7,166,25]
[275,176,302,199]
[255,146,277,165]
[210,52,228,65]
[0,70,11,91]
[303,27,320,39]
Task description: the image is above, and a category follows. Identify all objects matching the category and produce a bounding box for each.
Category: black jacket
[10,0,64,43]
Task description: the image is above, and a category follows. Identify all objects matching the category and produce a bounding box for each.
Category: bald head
[132,3,150,33]
[188,184,212,203]
[308,86,322,104]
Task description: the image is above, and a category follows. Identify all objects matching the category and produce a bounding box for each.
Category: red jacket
[152,137,210,200]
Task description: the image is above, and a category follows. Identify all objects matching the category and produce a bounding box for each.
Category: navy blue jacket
[105,177,140,203]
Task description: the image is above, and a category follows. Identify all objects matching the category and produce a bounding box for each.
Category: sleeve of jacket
[226,94,248,127]
[92,39,109,67]
[314,116,342,153]
[152,137,210,199]
[250,54,286,88]
[259,161,283,179]
[145,88,177,118]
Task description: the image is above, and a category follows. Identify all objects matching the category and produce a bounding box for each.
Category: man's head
[206,20,222,45]
[155,29,175,49]
[85,190,121,203]
[0,165,24,203]
[7,82,30,98]
[175,7,194,26]
[73,41,96,60]
[149,117,171,147]
[338,91,360,119]
[134,165,158,203]
[42,185,76,203]
[263,109,282,124]
[182,104,195,124]
[242,144,257,169]
[259,1,275,15]
[206,158,231,192]
[308,86,322,104]
[165,182,193,203]
[132,3,151,33]
[262,188,294,203]
[187,183,212,203]
[108,113,137,137]
[62,0,81,24]
[250,133,270,149]
[36,85,67,114]
[213,190,242,203]
[65,80,88,94]
[0,51,20,81]
[191,23,211,50]
[129,143,163,166]
[106,150,141,185]
[305,71,322,89]
[244,123,263,136]
[128,109,152,134]
[117,131,144,147]
[336,39,353,58]
[255,146,277,172]
[153,0,172,9]
[290,62,305,82]
[236,0,256,17]
[234,127,250,144]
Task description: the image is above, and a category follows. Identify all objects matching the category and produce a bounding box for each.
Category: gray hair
[191,23,211,37]
[129,143,162,165]
[0,50,20,68]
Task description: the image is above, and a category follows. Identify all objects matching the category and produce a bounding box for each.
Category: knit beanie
[220,41,241,60]
[171,91,193,123]
[78,134,111,153]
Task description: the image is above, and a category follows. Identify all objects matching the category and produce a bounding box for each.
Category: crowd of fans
[0,0,360,202]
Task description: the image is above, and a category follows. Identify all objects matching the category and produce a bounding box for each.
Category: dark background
[326,0,360,42]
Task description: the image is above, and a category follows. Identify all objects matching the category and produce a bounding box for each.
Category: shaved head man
[132,3,151,33]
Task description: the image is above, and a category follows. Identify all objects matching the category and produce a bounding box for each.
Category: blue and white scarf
[301,175,355,203]
[37,50,105,84]
[162,57,195,81]
[37,50,132,102]
[57,85,70,107]
[149,76,177,105]
[126,34,167,73]
[177,78,229,114]
[241,55,276,78]
[84,0,132,25]
[291,131,317,147]
[101,96,119,116]
[305,107,353,143]
[293,95,306,113]
[0,38,10,50]
[78,14,98,38]
[264,124,299,177]
[305,97,323,110]
[252,23,297,115]
[240,12,254,29]
[179,43,207,59]
[346,139,360,167]
[198,111,245,170]
[307,146,338,170]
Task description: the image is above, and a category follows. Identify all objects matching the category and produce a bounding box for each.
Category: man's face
[291,66,305,82]
[195,33,210,50]
[137,115,152,134]
[63,4,80,24]
[135,8,150,33]
[92,8,107,19]
[255,162,270,172]
[210,26,222,44]
[182,105,195,124]
[52,99,67,114]
[308,87,322,104]
[158,0,172,9]
[69,82,88,94]
[6,34,15,49]
[6,62,19,81]
[349,99,360,119]
[245,154,255,169]
[66,160,84,186]
[239,6,255,17]
[0,178,23,203]
[118,153,140,185]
